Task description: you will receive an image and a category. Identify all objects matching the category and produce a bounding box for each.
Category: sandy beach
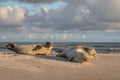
[0,52,120,80]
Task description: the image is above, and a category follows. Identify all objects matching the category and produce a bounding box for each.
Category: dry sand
[0,52,120,80]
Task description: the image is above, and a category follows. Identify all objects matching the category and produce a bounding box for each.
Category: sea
[0,42,120,53]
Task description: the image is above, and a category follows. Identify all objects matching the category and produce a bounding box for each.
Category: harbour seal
[57,46,97,63]
[6,42,53,55]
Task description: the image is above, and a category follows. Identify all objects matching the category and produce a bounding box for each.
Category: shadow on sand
[34,54,69,62]
[2,50,70,62]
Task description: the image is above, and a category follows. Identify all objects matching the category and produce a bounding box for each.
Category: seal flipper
[6,42,17,52]
[33,45,42,51]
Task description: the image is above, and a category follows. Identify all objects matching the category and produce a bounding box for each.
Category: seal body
[57,46,97,63]
[6,42,53,55]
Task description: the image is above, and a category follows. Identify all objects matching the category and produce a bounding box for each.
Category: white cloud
[1,36,7,40]
[0,5,26,25]
[0,0,120,35]
[16,0,57,3]
[40,6,48,14]
[0,5,27,34]
[28,34,36,39]
[82,35,86,39]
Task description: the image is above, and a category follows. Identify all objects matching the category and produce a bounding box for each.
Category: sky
[0,0,120,42]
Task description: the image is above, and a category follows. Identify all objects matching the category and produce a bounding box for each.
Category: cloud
[0,5,26,24]
[1,35,7,40]
[25,0,120,32]
[28,34,36,39]
[0,0,120,35]
[61,0,120,31]
[14,0,57,3]
[0,5,27,33]
[89,0,120,22]
[0,0,57,3]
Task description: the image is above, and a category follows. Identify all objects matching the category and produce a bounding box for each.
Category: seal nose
[6,42,15,48]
